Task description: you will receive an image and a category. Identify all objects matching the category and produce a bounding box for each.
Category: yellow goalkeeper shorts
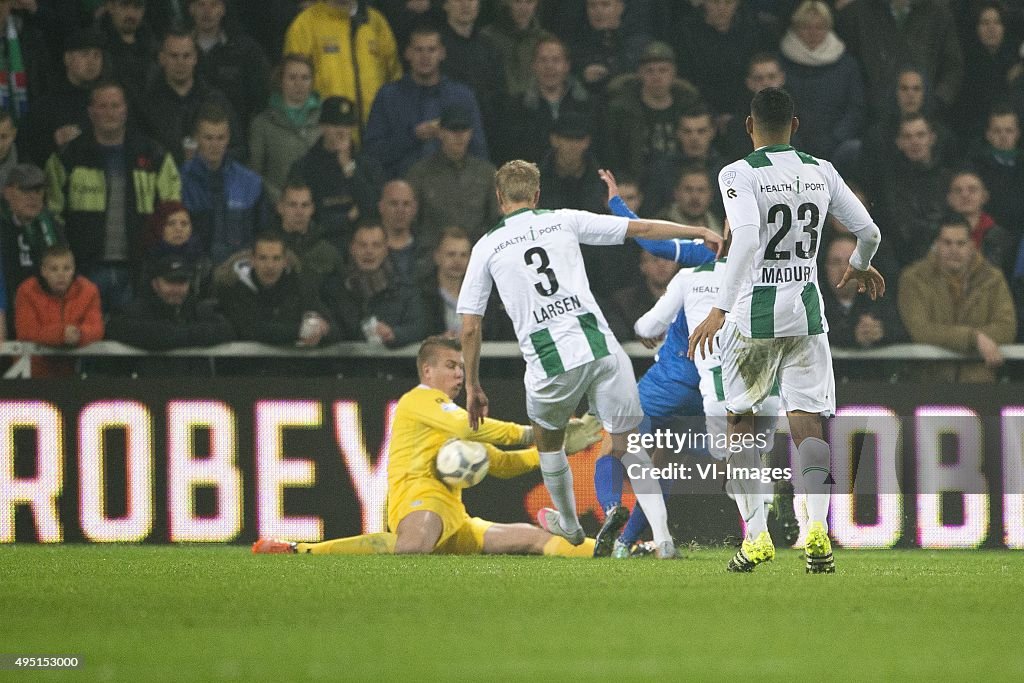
[389,484,494,554]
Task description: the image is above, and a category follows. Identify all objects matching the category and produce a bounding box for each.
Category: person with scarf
[945,169,1015,275]
[0,163,63,310]
[779,0,865,162]
[248,53,321,202]
[0,0,49,123]
[322,220,424,348]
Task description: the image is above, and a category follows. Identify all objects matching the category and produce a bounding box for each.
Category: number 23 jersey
[719,144,876,339]
[457,207,629,380]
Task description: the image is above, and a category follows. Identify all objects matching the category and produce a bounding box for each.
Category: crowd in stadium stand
[0,0,1022,381]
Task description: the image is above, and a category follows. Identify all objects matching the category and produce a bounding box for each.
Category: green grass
[1,546,1022,681]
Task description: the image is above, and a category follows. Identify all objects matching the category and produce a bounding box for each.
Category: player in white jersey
[636,259,781,461]
[689,88,885,573]
[630,258,783,547]
[457,160,723,559]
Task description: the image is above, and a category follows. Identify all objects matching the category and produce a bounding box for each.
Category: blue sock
[619,502,649,546]
[594,455,625,512]
[619,478,673,545]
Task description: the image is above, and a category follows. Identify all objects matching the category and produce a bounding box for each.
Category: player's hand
[976,331,1004,369]
[688,308,726,360]
[836,264,886,300]
[466,384,489,430]
[637,334,663,349]
[702,228,725,258]
[564,414,603,454]
[598,168,619,203]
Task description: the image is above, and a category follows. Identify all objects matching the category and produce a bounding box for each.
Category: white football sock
[621,447,673,547]
[539,449,580,532]
[729,445,769,540]
[799,437,832,530]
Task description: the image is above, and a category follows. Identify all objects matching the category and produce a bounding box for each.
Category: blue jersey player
[591,170,717,556]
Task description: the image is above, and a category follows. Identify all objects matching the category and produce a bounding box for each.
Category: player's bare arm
[836,264,886,301]
[460,313,488,429]
[688,307,726,360]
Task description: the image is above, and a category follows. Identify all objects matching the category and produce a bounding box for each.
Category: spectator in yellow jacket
[283,0,402,135]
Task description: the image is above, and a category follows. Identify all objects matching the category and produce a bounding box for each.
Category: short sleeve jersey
[457,207,629,380]
[718,144,875,338]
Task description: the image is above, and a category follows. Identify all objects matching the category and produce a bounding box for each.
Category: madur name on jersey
[761,265,814,284]
[532,294,582,323]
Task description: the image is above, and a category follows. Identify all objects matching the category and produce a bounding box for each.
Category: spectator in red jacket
[14,245,103,376]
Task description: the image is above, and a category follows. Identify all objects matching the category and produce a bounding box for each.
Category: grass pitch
[1,546,1022,681]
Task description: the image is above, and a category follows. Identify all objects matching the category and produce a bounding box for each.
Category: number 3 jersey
[457,207,629,381]
[719,144,875,338]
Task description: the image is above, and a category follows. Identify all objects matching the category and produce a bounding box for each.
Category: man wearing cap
[21,26,106,165]
[1,163,64,306]
[602,40,701,180]
[404,104,499,243]
[106,253,235,375]
[364,24,487,178]
[45,81,181,313]
[288,95,384,247]
[283,0,401,133]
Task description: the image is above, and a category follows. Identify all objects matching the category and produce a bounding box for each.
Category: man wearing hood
[219,231,333,347]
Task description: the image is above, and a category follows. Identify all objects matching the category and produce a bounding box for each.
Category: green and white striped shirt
[457,208,628,380]
[717,144,876,338]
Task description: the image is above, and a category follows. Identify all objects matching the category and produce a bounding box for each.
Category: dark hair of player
[750,87,794,133]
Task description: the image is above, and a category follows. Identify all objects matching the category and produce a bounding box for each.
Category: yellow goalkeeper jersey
[387,384,535,507]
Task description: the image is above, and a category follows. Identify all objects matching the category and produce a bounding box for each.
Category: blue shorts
[637,365,711,458]
[638,365,704,429]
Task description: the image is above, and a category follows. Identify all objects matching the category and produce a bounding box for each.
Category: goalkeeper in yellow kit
[253,336,602,556]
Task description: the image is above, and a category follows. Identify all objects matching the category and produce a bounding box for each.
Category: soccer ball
[435,439,490,488]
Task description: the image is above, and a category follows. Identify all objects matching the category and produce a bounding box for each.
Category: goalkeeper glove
[564,414,603,454]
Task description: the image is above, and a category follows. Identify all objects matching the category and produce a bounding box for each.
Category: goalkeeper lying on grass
[254,336,603,557]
